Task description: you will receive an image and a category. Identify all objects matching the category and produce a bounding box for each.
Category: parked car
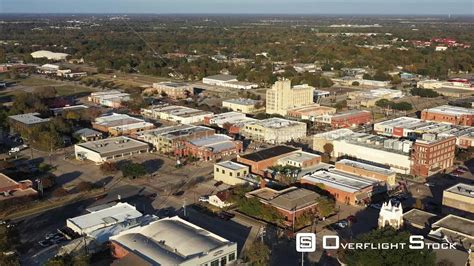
[8,144,28,155]
[198,196,209,202]
[214,181,223,187]
[425,182,435,187]
[218,211,235,220]
[172,191,184,196]
[335,220,349,228]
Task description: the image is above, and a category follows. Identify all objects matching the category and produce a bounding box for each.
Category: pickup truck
[8,144,29,155]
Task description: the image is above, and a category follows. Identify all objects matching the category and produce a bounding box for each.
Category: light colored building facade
[266,79,314,116]
[240,117,307,144]
[141,105,213,124]
[92,113,155,136]
[335,159,397,186]
[442,183,474,218]
[286,104,336,121]
[147,81,193,99]
[315,110,372,128]
[74,136,149,164]
[88,90,130,108]
[136,124,214,154]
[222,98,264,114]
[203,74,258,89]
[214,161,251,186]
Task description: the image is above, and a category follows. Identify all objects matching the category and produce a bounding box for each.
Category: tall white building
[266,79,314,116]
[378,201,403,229]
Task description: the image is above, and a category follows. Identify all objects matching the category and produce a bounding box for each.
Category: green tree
[244,242,270,266]
[341,227,436,266]
[317,197,335,218]
[375,99,392,108]
[391,102,412,111]
[121,162,147,179]
[0,224,20,266]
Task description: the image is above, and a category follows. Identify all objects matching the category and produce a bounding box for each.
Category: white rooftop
[248,117,306,129]
[424,105,474,116]
[445,183,474,198]
[223,98,260,106]
[9,112,51,125]
[216,161,248,171]
[110,216,234,265]
[302,169,381,193]
[337,159,395,176]
[67,202,142,231]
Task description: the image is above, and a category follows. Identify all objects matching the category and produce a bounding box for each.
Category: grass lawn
[54,85,93,96]
[16,77,60,86]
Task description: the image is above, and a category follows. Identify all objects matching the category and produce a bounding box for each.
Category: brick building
[147,81,193,100]
[315,110,372,128]
[410,136,456,177]
[0,173,38,201]
[236,146,298,176]
[136,124,214,154]
[246,187,320,227]
[300,169,386,205]
[92,113,155,136]
[421,105,474,126]
[335,159,397,186]
[177,134,243,161]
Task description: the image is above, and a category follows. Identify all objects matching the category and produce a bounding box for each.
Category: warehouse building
[300,169,386,205]
[147,81,193,100]
[92,113,155,136]
[8,112,51,131]
[136,124,214,154]
[348,88,403,107]
[286,104,336,121]
[66,202,143,235]
[141,105,213,124]
[110,216,237,266]
[203,74,258,89]
[31,50,69,60]
[335,159,397,186]
[442,183,474,219]
[222,98,265,114]
[88,90,130,108]
[240,117,307,144]
[421,105,474,126]
[315,110,372,128]
[75,136,149,164]
[203,112,256,134]
[177,134,243,161]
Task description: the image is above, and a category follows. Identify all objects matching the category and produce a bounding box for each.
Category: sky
[1,0,473,15]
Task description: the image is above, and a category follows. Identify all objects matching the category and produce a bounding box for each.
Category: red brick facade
[176,140,243,161]
[421,110,473,126]
[331,111,372,128]
[411,137,456,177]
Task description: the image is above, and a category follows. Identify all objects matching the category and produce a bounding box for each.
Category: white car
[425,183,435,187]
[198,196,209,202]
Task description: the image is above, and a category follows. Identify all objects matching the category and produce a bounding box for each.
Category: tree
[75,181,94,192]
[0,224,20,266]
[34,86,57,99]
[334,100,347,110]
[375,99,392,108]
[341,227,436,266]
[100,162,118,173]
[51,187,69,198]
[317,197,335,218]
[121,162,147,179]
[391,102,412,111]
[410,87,439,98]
[352,81,360,86]
[244,242,270,266]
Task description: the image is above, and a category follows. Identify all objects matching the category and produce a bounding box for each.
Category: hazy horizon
[1,0,473,15]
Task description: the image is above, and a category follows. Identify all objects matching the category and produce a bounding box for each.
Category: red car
[347,215,357,223]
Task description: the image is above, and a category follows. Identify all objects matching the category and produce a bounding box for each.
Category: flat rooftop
[215,161,248,171]
[280,151,320,164]
[289,104,336,113]
[223,98,260,106]
[138,124,213,139]
[445,183,474,198]
[189,134,237,153]
[204,74,237,81]
[67,202,142,231]
[432,214,474,237]
[424,105,474,116]
[110,216,234,265]
[9,112,50,125]
[332,110,371,118]
[148,105,213,118]
[76,136,149,156]
[240,145,298,162]
[248,117,306,129]
[153,81,190,88]
[302,169,381,193]
[336,159,395,176]
[403,209,438,228]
